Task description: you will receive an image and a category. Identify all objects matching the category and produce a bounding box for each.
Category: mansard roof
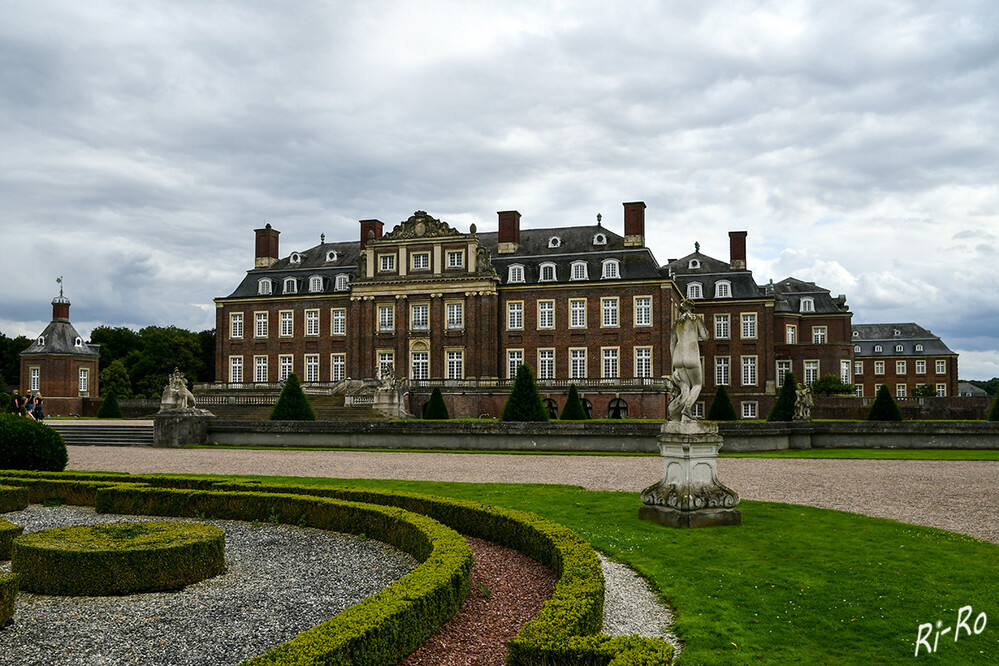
[772,277,849,314]
[21,320,99,357]
[851,323,956,357]
[660,252,765,300]
[225,241,361,298]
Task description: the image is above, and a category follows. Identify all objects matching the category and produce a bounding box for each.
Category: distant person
[12,390,26,416]
[32,392,44,420]
[23,391,37,420]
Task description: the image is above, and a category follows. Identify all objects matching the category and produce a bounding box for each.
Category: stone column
[639,420,742,527]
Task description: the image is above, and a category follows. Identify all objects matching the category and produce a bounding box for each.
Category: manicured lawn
[722,448,999,461]
[197,473,998,665]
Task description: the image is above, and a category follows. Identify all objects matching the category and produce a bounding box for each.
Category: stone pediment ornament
[476,246,498,277]
[380,211,463,241]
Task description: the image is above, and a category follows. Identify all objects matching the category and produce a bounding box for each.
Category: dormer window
[258,279,273,295]
[715,280,732,298]
[687,282,703,299]
[852,331,859,338]
[539,262,557,282]
[335,274,349,291]
[379,254,396,272]
[309,275,323,293]
[688,259,701,270]
[283,277,298,294]
[895,344,904,353]
[290,252,302,264]
[601,259,620,279]
[874,345,883,353]
[508,265,525,283]
[593,233,607,246]
[74,337,83,347]
[37,336,45,346]
[893,329,901,337]
[325,251,338,262]
[915,344,924,352]
[800,297,815,313]
[571,261,588,281]
[548,236,562,249]
[855,345,861,353]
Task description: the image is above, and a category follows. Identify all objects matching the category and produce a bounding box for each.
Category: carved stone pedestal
[154,409,215,448]
[639,420,742,528]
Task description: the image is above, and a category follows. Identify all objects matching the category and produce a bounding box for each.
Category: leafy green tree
[963,378,999,396]
[100,359,133,399]
[868,385,903,421]
[269,373,317,421]
[987,393,999,421]
[423,387,450,419]
[912,384,937,398]
[810,373,855,396]
[559,383,588,420]
[196,329,216,382]
[0,333,31,386]
[128,326,206,397]
[89,325,143,372]
[97,390,124,419]
[707,386,738,421]
[501,364,549,422]
[768,372,798,421]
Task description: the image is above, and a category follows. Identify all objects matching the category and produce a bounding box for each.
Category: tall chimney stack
[729,231,747,270]
[623,201,646,247]
[359,219,384,251]
[497,210,521,254]
[255,224,280,268]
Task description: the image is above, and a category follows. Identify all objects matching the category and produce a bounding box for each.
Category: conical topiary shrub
[707,385,738,421]
[559,384,588,420]
[269,373,317,421]
[768,371,798,422]
[868,385,903,421]
[97,390,124,419]
[988,393,999,421]
[423,387,450,420]
[501,364,549,422]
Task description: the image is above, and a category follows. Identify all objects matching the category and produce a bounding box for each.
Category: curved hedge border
[0,518,24,560]
[13,521,225,596]
[0,471,675,664]
[0,573,16,627]
[0,484,29,513]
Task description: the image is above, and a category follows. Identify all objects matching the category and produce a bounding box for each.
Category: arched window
[539,262,557,282]
[895,344,904,353]
[309,275,323,293]
[688,259,701,270]
[854,345,861,353]
[543,398,558,420]
[74,337,83,347]
[326,250,338,262]
[601,259,620,279]
[508,264,525,283]
[593,233,607,246]
[715,280,732,298]
[915,344,924,352]
[581,398,593,419]
[37,336,45,346]
[283,277,298,294]
[257,279,272,295]
[608,398,628,419]
[289,252,302,264]
[687,282,703,299]
[800,297,815,313]
[548,236,562,248]
[335,274,349,291]
[570,261,588,280]
[874,345,883,353]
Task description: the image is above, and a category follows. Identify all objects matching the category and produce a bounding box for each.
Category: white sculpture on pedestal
[667,299,710,422]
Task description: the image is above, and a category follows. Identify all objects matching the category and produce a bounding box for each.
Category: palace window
[539,262,557,282]
[688,259,701,270]
[936,360,946,374]
[279,355,293,381]
[411,352,429,380]
[411,304,429,331]
[254,356,268,383]
[687,282,703,299]
[635,297,652,326]
[895,344,904,353]
[379,254,396,272]
[916,360,926,374]
[855,361,863,375]
[601,259,620,279]
[715,281,731,298]
[258,279,272,295]
[30,367,39,391]
[446,350,464,380]
[897,384,907,398]
[601,298,619,327]
[741,402,758,419]
[812,326,827,344]
[447,250,464,268]
[896,361,907,374]
[915,344,924,352]
[841,360,851,383]
[229,356,243,383]
[602,348,619,379]
[507,350,524,379]
[571,261,588,280]
[507,302,524,330]
[800,297,814,313]
[788,326,798,345]
[326,250,338,262]
[538,300,554,329]
[936,384,947,397]
[446,302,464,330]
[331,308,346,336]
[378,352,394,379]
[79,368,89,394]
[305,354,320,383]
[570,299,586,328]
[776,360,791,386]
[411,252,430,270]
[508,265,525,283]
[854,344,861,353]
[715,357,730,386]
[741,313,757,339]
[230,313,243,339]
[309,275,323,293]
[593,233,607,245]
[255,312,268,338]
[715,314,730,339]
[742,356,757,386]
[283,277,297,294]
[305,310,320,336]
[331,354,345,382]
[570,349,587,380]
[548,236,562,248]
[804,360,819,385]
[289,252,301,264]
[335,274,349,291]
[635,347,652,378]
[875,360,885,375]
[538,349,555,380]
[874,345,883,353]
[280,311,293,337]
[378,305,394,332]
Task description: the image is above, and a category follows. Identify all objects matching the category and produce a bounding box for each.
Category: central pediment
[380,211,464,241]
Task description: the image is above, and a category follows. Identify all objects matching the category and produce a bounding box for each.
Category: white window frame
[378,352,395,379]
[411,252,430,271]
[841,360,851,384]
[379,254,396,272]
[309,275,323,293]
[507,301,524,330]
[79,367,89,394]
[539,262,557,282]
[538,349,555,380]
[895,344,904,353]
[812,326,827,344]
[305,309,320,337]
[936,383,947,397]
[570,261,588,281]
[741,356,757,386]
[446,302,464,330]
[896,361,907,375]
[447,250,464,269]
[602,347,619,379]
[714,314,730,340]
[569,348,587,380]
[331,308,346,336]
[715,280,731,298]
[935,360,946,374]
[687,282,703,299]
[508,264,525,283]
[634,296,652,327]
[800,297,815,313]
[331,354,346,382]
[254,355,268,383]
[279,355,293,381]
[786,325,797,345]
[776,360,791,386]
[335,274,349,291]
[538,300,555,329]
[229,356,243,383]
[854,361,863,375]
[258,278,272,295]
[410,351,429,380]
[279,311,293,337]
[283,277,297,294]
[569,299,587,328]
[507,349,524,379]
[411,303,430,332]
[741,313,757,339]
[915,360,926,374]
[601,259,620,279]
[875,360,885,375]
[255,312,268,338]
[635,347,652,378]
[378,304,395,332]
[446,350,464,380]
[601,297,619,328]
[804,360,819,385]
[30,367,40,391]
[741,402,758,419]
[897,384,907,399]
[715,357,730,386]
[305,354,320,383]
[230,312,243,339]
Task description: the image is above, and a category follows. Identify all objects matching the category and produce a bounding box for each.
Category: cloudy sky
[2,1,997,379]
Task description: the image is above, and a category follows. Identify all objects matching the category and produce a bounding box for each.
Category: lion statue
[159,368,197,412]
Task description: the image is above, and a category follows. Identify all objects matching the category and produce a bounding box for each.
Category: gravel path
[66,446,999,544]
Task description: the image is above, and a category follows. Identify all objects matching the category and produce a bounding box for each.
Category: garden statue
[668,299,710,422]
[159,369,197,412]
[154,369,214,448]
[794,383,814,421]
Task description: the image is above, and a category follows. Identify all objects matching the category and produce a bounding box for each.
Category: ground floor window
[254,356,268,383]
[446,350,463,380]
[279,355,293,381]
[411,352,429,380]
[305,355,320,383]
[331,354,346,382]
[741,401,758,419]
[804,360,819,385]
[507,350,524,379]
[30,367,39,391]
[229,356,243,384]
[608,398,628,419]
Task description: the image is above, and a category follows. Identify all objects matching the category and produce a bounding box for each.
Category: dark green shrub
[811,373,855,396]
[707,385,738,420]
[559,384,588,420]
[269,373,317,421]
[0,518,24,560]
[912,384,937,398]
[501,364,549,422]
[100,359,133,399]
[868,385,903,421]
[423,388,450,419]
[12,521,225,595]
[0,392,10,414]
[0,484,29,513]
[0,573,16,626]
[97,390,124,419]
[987,393,999,421]
[768,372,798,421]
[0,414,68,471]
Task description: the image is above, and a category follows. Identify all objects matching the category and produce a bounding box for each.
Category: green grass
[723,448,999,461]
[72,469,999,664]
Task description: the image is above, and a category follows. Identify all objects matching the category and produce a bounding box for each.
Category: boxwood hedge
[0,484,29,513]
[0,518,24,560]
[0,573,16,627]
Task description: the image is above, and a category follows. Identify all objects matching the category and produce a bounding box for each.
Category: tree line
[0,327,215,399]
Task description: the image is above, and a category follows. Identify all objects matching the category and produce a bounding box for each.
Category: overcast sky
[2,1,997,379]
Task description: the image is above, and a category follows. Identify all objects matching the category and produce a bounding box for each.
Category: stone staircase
[47,421,154,447]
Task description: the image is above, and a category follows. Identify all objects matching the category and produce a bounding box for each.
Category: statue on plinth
[640,298,741,528]
[794,384,813,421]
[154,369,214,447]
[159,369,197,412]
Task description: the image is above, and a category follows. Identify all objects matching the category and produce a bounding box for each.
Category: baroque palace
[213,202,958,418]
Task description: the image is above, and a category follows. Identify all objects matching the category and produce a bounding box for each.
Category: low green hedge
[13,521,225,595]
[0,414,68,471]
[0,573,16,626]
[0,518,24,560]
[95,485,473,666]
[0,484,29,513]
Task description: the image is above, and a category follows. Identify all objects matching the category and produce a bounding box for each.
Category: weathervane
[56,276,64,298]
[321,233,325,243]
[695,241,700,252]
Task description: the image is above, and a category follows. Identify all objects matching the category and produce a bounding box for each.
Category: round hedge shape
[12,521,225,596]
[0,414,68,471]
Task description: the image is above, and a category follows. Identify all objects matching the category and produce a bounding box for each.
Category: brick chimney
[497,210,521,254]
[729,231,747,270]
[359,219,384,251]
[623,201,646,247]
[254,224,280,268]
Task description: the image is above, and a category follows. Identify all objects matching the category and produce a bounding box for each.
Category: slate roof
[660,252,765,300]
[851,323,955,357]
[771,277,849,314]
[224,241,361,299]
[21,319,99,357]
